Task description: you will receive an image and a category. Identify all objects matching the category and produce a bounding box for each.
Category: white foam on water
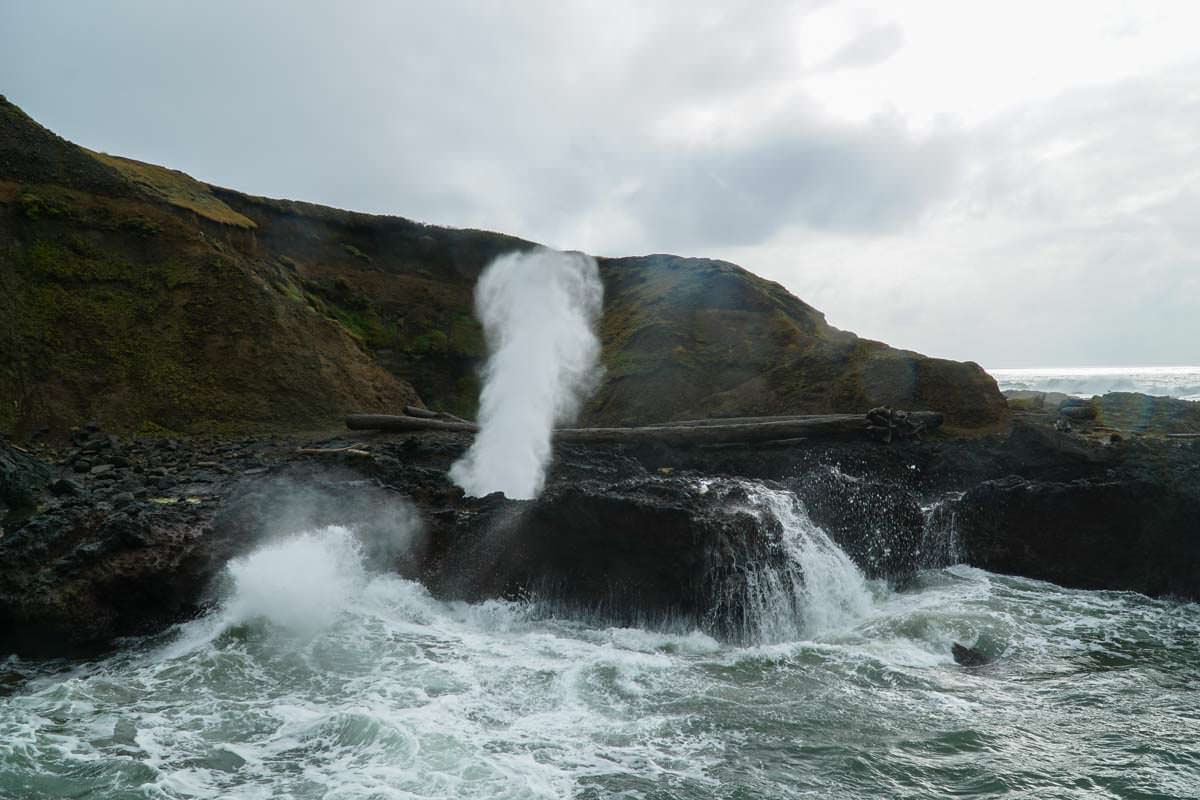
[3,505,1198,798]
[54,528,724,799]
[223,525,367,635]
[602,627,723,655]
[989,365,1200,400]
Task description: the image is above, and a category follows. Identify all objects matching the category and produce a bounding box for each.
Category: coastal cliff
[2,98,1194,662]
[1,97,1006,436]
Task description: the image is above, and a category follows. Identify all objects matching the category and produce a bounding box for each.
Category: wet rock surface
[953,469,1200,599]
[424,476,787,639]
[0,429,288,656]
[1,404,1198,658]
[0,440,51,514]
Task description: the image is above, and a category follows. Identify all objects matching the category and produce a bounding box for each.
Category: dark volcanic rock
[0,467,409,657]
[787,466,926,583]
[953,475,1200,599]
[952,642,993,667]
[0,440,51,511]
[49,477,84,497]
[425,477,788,640]
[410,463,942,643]
[0,501,234,656]
[2,408,1198,659]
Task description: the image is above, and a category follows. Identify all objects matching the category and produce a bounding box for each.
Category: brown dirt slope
[0,96,1006,435]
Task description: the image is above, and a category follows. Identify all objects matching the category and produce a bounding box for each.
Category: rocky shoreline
[2,393,1197,660]
[5,97,1195,664]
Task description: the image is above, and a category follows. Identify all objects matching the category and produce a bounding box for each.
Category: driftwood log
[865,406,932,443]
[345,410,943,445]
[295,444,373,457]
[347,415,479,434]
[401,405,471,424]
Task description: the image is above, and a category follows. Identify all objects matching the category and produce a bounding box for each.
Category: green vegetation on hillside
[89,152,256,229]
[0,103,420,435]
[0,96,1008,435]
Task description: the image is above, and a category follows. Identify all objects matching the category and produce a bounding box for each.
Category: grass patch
[89,152,256,229]
[16,191,73,220]
[341,242,371,263]
[273,279,306,303]
[326,304,395,349]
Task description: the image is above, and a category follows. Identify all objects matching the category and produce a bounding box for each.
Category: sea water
[989,366,1200,401]
[1,484,1197,799]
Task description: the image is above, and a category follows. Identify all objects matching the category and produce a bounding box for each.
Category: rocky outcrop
[0,440,50,513]
[953,471,1200,599]
[1,493,235,656]
[425,477,803,640]
[0,424,940,656]
[0,433,266,656]
[1005,390,1200,435]
[1,407,1197,659]
[589,255,1007,431]
[787,467,927,582]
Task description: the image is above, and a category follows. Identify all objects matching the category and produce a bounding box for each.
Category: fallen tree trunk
[402,405,472,424]
[346,414,479,433]
[296,444,372,457]
[635,414,839,428]
[556,413,941,444]
[345,411,943,444]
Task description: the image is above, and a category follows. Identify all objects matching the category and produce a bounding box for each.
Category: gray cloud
[0,1,951,245]
[0,2,1195,366]
[822,21,904,70]
[753,66,1200,366]
[631,113,961,248]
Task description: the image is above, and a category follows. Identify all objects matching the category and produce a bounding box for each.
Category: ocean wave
[988,366,1200,400]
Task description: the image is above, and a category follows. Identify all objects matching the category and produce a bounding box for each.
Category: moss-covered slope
[0,97,419,435]
[0,96,1006,435]
[591,255,1007,429]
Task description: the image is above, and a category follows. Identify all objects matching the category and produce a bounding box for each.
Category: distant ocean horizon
[988,365,1200,401]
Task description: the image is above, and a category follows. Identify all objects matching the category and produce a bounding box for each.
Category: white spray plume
[450,248,604,499]
[224,525,365,636]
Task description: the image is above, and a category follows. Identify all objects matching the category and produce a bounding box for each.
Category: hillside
[0,96,1007,436]
[0,96,419,434]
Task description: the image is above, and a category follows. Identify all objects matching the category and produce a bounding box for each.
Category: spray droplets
[450,248,604,499]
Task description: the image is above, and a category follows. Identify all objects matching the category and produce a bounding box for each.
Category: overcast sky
[2,1,1197,366]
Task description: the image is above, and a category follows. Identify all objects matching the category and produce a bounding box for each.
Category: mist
[450,248,604,499]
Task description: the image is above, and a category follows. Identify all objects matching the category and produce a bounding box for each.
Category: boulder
[952,642,993,667]
[0,440,50,511]
[1058,398,1098,420]
[0,502,232,656]
[952,475,1200,599]
[426,477,782,639]
[787,466,927,582]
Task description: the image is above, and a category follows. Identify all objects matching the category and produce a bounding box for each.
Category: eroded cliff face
[1,96,1007,436]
